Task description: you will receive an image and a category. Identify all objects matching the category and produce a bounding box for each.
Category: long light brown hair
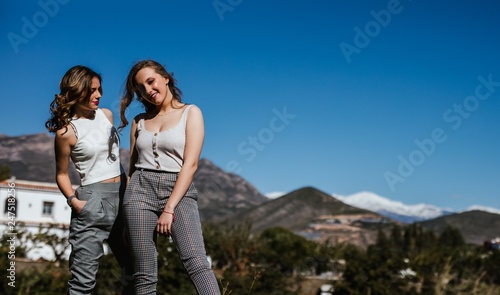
[45,65,102,133]
[119,60,183,130]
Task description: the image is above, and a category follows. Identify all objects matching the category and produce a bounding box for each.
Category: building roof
[0,178,62,192]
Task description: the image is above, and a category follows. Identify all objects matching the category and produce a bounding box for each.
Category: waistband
[138,168,179,175]
[78,180,122,193]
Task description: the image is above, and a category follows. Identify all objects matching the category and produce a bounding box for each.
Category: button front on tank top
[153,132,160,169]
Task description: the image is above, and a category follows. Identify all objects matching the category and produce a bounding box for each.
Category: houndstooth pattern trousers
[123,169,220,295]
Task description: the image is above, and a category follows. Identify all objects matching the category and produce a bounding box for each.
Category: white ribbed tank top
[69,109,121,185]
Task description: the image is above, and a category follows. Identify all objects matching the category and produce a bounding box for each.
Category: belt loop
[138,168,144,186]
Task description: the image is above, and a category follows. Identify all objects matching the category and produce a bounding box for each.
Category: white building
[1,178,72,225]
[0,178,74,260]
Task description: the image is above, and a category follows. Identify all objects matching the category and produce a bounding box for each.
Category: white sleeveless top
[134,105,193,172]
[69,109,121,185]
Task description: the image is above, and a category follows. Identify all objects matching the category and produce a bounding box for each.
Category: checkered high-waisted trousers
[123,169,220,295]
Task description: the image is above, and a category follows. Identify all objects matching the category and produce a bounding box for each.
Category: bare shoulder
[187,104,203,118]
[100,108,112,116]
[185,105,204,132]
[100,108,114,123]
[55,125,76,145]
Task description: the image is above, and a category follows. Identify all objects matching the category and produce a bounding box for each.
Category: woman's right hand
[72,199,88,214]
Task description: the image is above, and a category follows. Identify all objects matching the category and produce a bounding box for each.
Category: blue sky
[1,0,499,211]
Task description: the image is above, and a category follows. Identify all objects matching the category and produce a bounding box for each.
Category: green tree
[336,227,412,294]
[156,235,199,294]
[94,250,123,295]
[252,227,325,294]
[0,226,28,294]
[0,165,10,181]
[257,227,320,276]
[438,225,465,249]
[482,249,500,284]
[203,219,258,275]
[28,223,70,264]
[390,224,405,253]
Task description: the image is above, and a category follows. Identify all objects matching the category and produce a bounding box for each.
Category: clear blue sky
[1,0,499,211]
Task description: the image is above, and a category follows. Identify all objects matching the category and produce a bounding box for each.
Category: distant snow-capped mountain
[265,191,286,199]
[335,191,453,223]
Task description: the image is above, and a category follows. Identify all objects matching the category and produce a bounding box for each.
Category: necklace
[154,104,185,117]
[155,108,177,117]
[155,111,172,117]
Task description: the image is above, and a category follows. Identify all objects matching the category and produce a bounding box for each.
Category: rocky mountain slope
[417,210,500,245]
[223,186,398,248]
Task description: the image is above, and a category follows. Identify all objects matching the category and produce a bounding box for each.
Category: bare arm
[157,106,204,234]
[54,127,86,212]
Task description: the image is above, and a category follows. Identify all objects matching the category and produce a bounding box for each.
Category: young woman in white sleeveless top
[119,60,220,294]
[46,65,134,294]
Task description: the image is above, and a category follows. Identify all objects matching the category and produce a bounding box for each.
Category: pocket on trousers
[76,188,92,215]
[78,197,94,216]
[107,198,120,228]
[102,197,118,217]
[79,196,105,219]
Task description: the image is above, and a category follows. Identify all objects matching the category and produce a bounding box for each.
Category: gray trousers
[123,169,220,295]
[68,179,134,295]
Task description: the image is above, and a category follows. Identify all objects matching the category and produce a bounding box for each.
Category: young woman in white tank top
[46,65,134,294]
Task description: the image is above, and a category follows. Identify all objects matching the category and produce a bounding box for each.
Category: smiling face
[134,67,170,107]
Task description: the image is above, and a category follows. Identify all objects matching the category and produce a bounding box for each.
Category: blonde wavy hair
[45,65,102,133]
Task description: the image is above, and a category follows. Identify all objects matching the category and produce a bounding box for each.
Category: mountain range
[1,133,499,247]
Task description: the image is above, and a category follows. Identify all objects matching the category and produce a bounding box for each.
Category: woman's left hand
[157,211,174,236]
